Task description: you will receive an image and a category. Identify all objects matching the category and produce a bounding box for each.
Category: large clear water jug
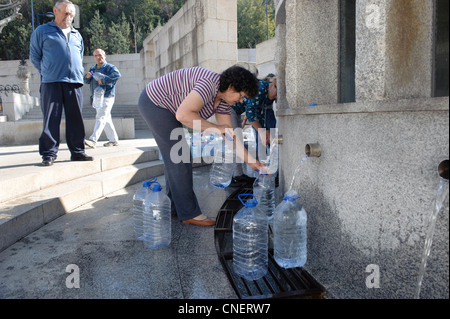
[210,134,236,189]
[273,190,307,268]
[132,178,156,240]
[262,137,279,175]
[233,194,268,280]
[253,170,276,221]
[143,181,171,249]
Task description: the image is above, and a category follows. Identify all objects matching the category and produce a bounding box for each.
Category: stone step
[0,131,165,252]
[1,118,135,146]
[0,140,159,204]
[20,104,148,130]
[0,160,164,253]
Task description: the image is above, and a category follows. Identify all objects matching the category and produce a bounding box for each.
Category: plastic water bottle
[191,132,202,158]
[133,179,156,240]
[92,72,105,81]
[143,181,171,249]
[264,139,279,175]
[253,170,276,220]
[233,194,268,280]
[210,134,236,189]
[92,85,105,109]
[202,133,216,157]
[244,128,258,178]
[273,190,307,268]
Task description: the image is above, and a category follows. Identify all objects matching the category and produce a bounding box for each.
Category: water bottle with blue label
[273,190,307,268]
[142,180,171,249]
[233,194,268,280]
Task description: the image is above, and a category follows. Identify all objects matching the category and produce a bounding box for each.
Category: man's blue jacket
[84,63,121,98]
[30,21,84,84]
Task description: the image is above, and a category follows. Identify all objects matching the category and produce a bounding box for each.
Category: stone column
[355,0,434,102]
[284,0,340,108]
[275,0,287,109]
[16,61,31,96]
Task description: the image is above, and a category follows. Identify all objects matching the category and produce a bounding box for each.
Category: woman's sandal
[182,215,215,226]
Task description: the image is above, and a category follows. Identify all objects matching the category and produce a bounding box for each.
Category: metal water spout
[275,134,283,145]
[305,143,321,157]
[438,160,449,180]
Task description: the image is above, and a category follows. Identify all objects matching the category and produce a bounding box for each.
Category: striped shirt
[145,67,231,120]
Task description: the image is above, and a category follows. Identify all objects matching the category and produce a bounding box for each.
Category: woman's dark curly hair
[219,65,260,99]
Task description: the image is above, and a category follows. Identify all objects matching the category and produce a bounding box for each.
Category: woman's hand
[247,161,269,174]
[219,126,235,141]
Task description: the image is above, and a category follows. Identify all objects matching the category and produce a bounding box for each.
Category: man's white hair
[54,0,75,14]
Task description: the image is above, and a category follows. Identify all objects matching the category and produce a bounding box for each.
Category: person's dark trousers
[265,108,277,130]
[138,90,202,221]
[39,82,86,160]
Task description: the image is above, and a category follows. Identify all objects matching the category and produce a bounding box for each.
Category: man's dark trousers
[39,82,86,160]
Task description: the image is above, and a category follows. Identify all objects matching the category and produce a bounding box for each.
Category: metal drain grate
[214,183,326,299]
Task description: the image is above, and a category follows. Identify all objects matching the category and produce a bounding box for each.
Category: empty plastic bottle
[92,85,105,109]
[264,139,279,175]
[253,170,276,221]
[91,72,105,109]
[273,190,307,268]
[244,128,258,178]
[133,179,156,240]
[233,194,268,280]
[210,134,236,189]
[202,133,217,157]
[92,71,105,81]
[142,181,171,249]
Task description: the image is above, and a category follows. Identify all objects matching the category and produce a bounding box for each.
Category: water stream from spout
[414,177,449,299]
[288,155,309,192]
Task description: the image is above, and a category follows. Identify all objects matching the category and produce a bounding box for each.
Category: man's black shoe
[41,157,54,166]
[71,153,94,161]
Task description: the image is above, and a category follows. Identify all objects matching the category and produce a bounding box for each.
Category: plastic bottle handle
[238,194,258,206]
[143,177,158,188]
[283,195,301,202]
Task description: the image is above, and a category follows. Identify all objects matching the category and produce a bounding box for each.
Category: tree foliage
[238,0,275,49]
[0,0,275,60]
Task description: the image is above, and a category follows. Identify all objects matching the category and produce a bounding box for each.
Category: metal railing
[0,84,20,113]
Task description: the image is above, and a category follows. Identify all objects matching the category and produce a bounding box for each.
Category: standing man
[30,0,93,166]
[84,48,121,148]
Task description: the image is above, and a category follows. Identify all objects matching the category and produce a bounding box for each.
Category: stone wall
[256,38,277,78]
[275,0,449,299]
[1,0,278,113]
[141,0,238,83]
[0,54,145,108]
[82,53,144,106]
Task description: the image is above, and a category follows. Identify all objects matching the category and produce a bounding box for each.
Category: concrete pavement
[0,130,238,299]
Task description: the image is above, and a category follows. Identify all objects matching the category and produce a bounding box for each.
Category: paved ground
[0,133,241,299]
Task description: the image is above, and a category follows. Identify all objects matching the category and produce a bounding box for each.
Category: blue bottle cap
[150,182,162,192]
[283,190,301,202]
[238,194,258,207]
[309,104,317,107]
[143,177,157,188]
[245,199,258,207]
